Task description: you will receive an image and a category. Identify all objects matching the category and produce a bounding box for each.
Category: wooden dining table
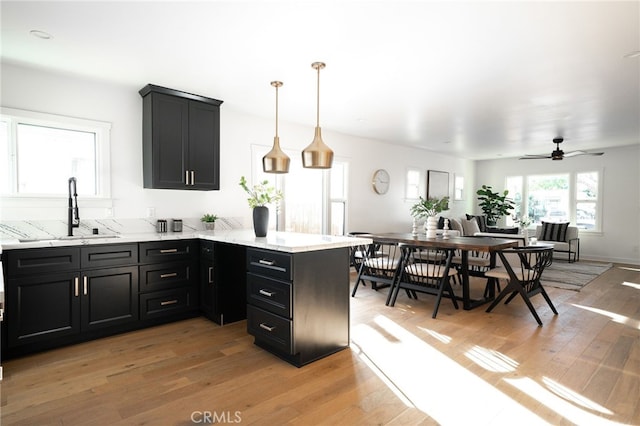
[363,233,520,310]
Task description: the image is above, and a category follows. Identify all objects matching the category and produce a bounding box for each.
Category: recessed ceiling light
[623,50,640,59]
[30,30,53,40]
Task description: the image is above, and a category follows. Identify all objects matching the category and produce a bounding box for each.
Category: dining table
[362,233,520,310]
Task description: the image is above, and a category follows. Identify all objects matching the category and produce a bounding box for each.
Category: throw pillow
[449,218,464,236]
[462,218,481,236]
[437,216,445,229]
[540,221,569,242]
[466,214,488,232]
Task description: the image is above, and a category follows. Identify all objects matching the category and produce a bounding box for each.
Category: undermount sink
[19,234,121,242]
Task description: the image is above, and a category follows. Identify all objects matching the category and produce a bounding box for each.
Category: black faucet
[68,177,79,236]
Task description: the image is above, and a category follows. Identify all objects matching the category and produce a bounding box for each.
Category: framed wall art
[426,170,449,199]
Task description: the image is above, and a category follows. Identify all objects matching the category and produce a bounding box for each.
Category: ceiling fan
[520,137,604,160]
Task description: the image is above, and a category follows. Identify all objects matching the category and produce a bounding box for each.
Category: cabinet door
[7,272,81,347]
[188,101,220,190]
[199,258,216,321]
[148,92,189,189]
[81,266,138,332]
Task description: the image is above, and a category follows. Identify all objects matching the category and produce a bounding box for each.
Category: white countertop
[0,229,372,253]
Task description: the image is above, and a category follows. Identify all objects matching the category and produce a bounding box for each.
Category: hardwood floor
[2,263,639,425]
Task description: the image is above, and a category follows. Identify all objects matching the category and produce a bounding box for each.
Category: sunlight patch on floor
[505,377,624,426]
[572,304,640,329]
[619,266,640,272]
[542,377,614,415]
[465,345,519,373]
[621,281,640,290]
[352,314,548,425]
[417,326,452,344]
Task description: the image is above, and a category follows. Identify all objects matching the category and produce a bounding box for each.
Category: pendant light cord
[275,84,279,137]
[316,65,320,127]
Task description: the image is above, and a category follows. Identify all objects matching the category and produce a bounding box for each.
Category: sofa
[534,223,580,263]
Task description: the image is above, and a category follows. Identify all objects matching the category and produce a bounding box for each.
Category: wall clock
[372,169,390,194]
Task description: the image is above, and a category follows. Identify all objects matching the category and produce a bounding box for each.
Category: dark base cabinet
[246,247,350,367]
[199,241,246,325]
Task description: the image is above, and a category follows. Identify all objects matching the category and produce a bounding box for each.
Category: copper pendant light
[262,81,290,174]
[302,62,333,169]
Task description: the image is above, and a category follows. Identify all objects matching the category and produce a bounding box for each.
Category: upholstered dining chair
[351,238,401,297]
[388,243,459,318]
[484,246,557,326]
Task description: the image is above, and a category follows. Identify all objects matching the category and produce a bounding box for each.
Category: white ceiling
[1,1,639,160]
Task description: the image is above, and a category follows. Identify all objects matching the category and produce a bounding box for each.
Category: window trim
[1,107,112,200]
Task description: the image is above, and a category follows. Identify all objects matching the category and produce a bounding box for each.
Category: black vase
[253,206,269,237]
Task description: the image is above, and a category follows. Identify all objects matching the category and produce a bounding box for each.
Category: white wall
[1,62,473,234]
[475,145,640,264]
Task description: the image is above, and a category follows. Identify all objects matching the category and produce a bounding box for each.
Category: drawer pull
[83,276,88,295]
[160,272,178,279]
[74,277,79,297]
[208,266,213,284]
[160,248,178,254]
[258,259,275,266]
[160,299,178,306]
[259,289,275,297]
[259,323,275,332]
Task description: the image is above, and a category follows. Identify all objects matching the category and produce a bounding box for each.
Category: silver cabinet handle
[259,323,275,332]
[160,248,178,253]
[259,289,275,297]
[161,299,178,306]
[208,266,213,284]
[190,170,195,186]
[83,276,88,295]
[160,272,177,279]
[185,170,190,185]
[74,277,79,297]
[258,259,275,266]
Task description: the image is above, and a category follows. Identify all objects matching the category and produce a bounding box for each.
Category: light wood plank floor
[2,263,639,425]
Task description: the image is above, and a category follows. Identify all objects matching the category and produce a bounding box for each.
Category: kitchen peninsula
[0,229,371,367]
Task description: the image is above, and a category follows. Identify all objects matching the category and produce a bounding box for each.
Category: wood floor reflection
[2,264,639,425]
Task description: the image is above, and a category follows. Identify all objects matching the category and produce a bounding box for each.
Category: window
[506,171,601,231]
[251,145,349,235]
[406,168,421,199]
[1,107,111,198]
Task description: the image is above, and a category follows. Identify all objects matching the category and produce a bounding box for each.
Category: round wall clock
[372,169,390,194]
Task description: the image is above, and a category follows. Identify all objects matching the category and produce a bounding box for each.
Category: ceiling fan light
[263,81,290,174]
[302,61,333,169]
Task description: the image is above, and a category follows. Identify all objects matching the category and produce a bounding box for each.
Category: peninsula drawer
[139,261,196,292]
[247,273,291,318]
[6,247,80,276]
[139,286,198,320]
[139,240,197,264]
[246,248,292,281]
[80,244,138,269]
[247,305,293,355]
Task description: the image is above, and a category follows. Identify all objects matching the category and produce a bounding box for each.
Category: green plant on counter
[239,176,283,209]
[201,213,218,223]
[410,196,450,218]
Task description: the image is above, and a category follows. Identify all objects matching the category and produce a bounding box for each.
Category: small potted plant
[201,213,218,231]
[239,176,283,237]
[410,196,449,238]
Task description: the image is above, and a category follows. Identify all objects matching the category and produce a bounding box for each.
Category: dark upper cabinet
[140,84,223,190]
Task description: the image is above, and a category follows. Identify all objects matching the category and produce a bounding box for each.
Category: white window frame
[1,107,112,209]
[505,170,602,233]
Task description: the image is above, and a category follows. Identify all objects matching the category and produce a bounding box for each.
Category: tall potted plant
[476,185,515,226]
[410,196,449,238]
[239,176,283,237]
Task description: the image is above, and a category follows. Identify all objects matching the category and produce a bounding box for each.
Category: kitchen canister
[156,219,168,233]
[172,219,183,232]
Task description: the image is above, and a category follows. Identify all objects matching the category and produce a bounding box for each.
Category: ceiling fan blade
[519,155,551,160]
[564,150,605,157]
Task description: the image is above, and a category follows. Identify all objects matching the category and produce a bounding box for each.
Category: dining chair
[351,239,401,297]
[484,246,557,326]
[388,243,459,318]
